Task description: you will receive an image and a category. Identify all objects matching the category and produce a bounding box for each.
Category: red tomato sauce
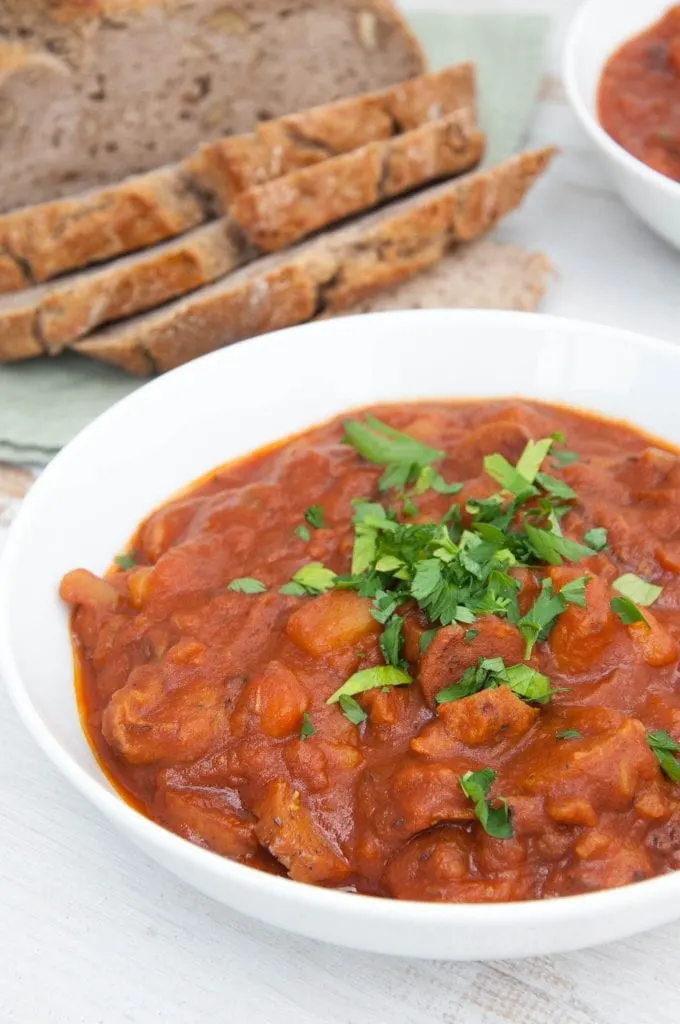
[598,6,680,182]
[62,400,680,902]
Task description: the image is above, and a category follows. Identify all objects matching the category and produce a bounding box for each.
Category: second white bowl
[564,0,680,250]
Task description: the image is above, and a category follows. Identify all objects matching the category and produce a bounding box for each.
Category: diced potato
[127,566,154,609]
[231,661,308,739]
[629,612,677,668]
[60,568,120,610]
[286,590,380,657]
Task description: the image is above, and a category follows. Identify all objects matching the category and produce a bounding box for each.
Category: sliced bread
[0,0,424,212]
[0,111,484,360]
[74,147,556,376]
[0,65,473,293]
[347,240,554,315]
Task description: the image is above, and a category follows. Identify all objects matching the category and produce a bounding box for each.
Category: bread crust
[74,148,556,375]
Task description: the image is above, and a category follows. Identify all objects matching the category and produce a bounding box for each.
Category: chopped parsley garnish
[419,628,438,654]
[228,577,268,594]
[304,505,326,529]
[459,768,513,839]
[339,694,368,726]
[583,527,608,551]
[295,524,311,542]
[518,576,588,657]
[613,573,663,607]
[380,614,404,667]
[115,552,137,570]
[556,729,583,741]
[326,665,412,705]
[551,448,579,467]
[647,730,680,783]
[343,413,445,493]
[435,656,553,706]
[280,562,337,596]
[611,596,648,627]
[464,628,479,644]
[299,712,316,740]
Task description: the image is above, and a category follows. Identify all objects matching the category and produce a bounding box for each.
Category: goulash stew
[599,5,680,182]
[61,401,680,902]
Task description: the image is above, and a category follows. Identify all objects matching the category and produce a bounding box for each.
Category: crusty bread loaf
[75,148,556,376]
[0,0,424,212]
[0,112,484,360]
[349,240,553,315]
[0,66,474,293]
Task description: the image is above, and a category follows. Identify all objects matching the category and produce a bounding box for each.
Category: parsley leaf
[583,527,608,551]
[611,595,648,626]
[524,523,595,566]
[552,448,579,467]
[516,438,553,483]
[380,614,404,667]
[559,575,588,608]
[647,730,680,783]
[339,694,368,726]
[299,712,315,740]
[295,524,311,542]
[343,414,444,470]
[556,729,583,741]
[419,628,438,654]
[327,665,412,704]
[613,573,663,607]
[464,628,479,644]
[501,663,553,703]
[535,472,576,500]
[413,465,463,496]
[304,505,326,529]
[280,562,336,596]
[228,577,268,594]
[459,768,513,839]
[115,552,137,570]
[484,452,536,499]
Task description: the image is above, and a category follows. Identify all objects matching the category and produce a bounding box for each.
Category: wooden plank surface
[2,1,680,1021]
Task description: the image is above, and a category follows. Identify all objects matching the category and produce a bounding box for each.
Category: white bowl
[564,0,680,250]
[3,309,680,961]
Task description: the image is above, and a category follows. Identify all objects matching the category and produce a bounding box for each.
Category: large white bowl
[3,309,680,961]
[564,0,680,250]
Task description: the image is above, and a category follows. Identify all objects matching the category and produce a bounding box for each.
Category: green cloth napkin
[0,12,549,466]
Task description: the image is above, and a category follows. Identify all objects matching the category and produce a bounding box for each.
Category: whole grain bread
[0,112,483,360]
[0,0,423,212]
[75,147,556,376]
[0,65,473,293]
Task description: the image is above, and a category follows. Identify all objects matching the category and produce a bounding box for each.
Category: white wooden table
[2,2,680,1021]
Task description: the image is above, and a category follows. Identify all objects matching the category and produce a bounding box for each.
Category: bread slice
[0,112,484,360]
[349,240,554,315]
[0,0,424,212]
[75,148,556,375]
[0,65,474,294]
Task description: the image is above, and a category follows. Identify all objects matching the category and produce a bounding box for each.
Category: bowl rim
[3,307,680,930]
[563,0,680,201]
